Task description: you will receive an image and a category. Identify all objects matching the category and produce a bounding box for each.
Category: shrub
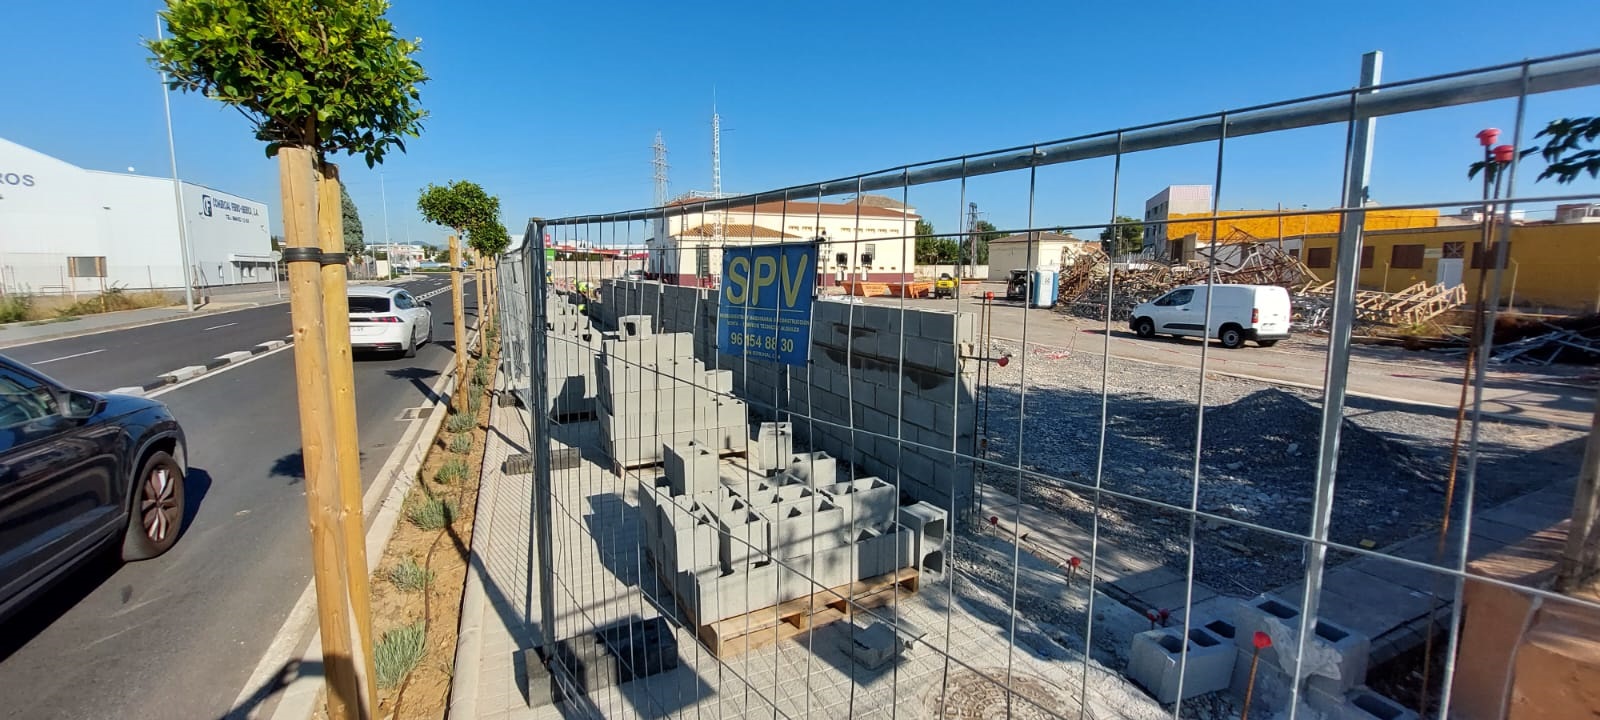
[387,557,434,592]
[0,294,32,324]
[448,434,472,454]
[374,621,427,688]
[406,497,458,530]
[445,412,473,434]
[466,390,484,415]
[434,457,468,484]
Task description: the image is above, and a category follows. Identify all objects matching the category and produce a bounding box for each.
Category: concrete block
[664,441,720,497]
[821,477,898,530]
[846,622,900,670]
[856,523,916,579]
[787,451,838,487]
[706,369,734,394]
[637,476,670,560]
[1230,646,1297,710]
[715,399,748,430]
[717,508,771,568]
[898,501,949,574]
[660,500,718,573]
[752,422,794,473]
[618,314,654,338]
[765,497,849,559]
[1337,687,1419,720]
[1233,594,1370,692]
[1128,627,1232,704]
[680,561,779,623]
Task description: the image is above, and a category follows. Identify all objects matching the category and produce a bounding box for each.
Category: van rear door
[1254,287,1291,335]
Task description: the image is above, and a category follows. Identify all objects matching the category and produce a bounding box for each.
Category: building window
[1360,246,1375,269]
[1471,242,1512,269]
[1305,247,1333,268]
[68,256,107,278]
[1288,249,1300,260]
[1443,241,1465,259]
[1390,244,1425,269]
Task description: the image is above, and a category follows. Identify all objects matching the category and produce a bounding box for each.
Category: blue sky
[3,0,1598,248]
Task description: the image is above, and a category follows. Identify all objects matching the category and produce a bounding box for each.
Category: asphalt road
[0,274,474,720]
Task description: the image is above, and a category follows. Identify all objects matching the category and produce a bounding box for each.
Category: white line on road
[35,349,104,364]
[203,322,238,331]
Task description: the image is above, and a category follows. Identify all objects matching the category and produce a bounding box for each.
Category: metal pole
[527,219,558,648]
[1290,50,1381,718]
[379,172,391,245]
[156,15,196,312]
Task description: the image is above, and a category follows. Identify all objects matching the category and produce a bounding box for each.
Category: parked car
[0,356,187,620]
[622,269,647,281]
[348,285,433,357]
[1129,284,1291,349]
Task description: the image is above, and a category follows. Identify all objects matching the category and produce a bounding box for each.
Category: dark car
[0,355,187,620]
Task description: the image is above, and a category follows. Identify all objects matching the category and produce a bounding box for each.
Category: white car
[1130,284,1291,349]
[348,285,433,357]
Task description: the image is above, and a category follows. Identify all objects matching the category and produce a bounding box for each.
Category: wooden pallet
[686,567,919,660]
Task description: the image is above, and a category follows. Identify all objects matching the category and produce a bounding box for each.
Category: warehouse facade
[0,136,273,295]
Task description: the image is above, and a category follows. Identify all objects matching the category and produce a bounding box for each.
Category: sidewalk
[453,400,1167,720]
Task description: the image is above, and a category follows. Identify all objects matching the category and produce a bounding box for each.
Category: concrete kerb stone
[216,350,253,364]
[160,365,207,383]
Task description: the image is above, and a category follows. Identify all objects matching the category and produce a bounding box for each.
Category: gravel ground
[971,343,1585,593]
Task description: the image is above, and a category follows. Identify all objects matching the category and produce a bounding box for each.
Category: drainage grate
[396,406,429,421]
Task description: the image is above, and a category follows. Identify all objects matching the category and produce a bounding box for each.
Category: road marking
[203,322,238,331]
[146,343,294,399]
[35,348,104,364]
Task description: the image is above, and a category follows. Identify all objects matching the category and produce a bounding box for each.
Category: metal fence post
[526,218,558,649]
[1291,50,1381,716]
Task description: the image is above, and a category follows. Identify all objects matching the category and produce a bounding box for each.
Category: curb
[448,367,518,720]
[111,336,297,398]
[249,331,481,720]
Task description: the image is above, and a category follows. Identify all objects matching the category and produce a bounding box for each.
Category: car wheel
[1134,318,1155,338]
[122,451,184,561]
[1257,339,1279,348]
[1219,325,1244,349]
[425,321,434,346]
[403,333,417,358]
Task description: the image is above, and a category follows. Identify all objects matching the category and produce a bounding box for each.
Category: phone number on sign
[726,333,795,353]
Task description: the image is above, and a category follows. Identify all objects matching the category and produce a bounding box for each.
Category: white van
[1129,284,1291,349]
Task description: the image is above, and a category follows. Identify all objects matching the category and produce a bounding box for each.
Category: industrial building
[985,231,1098,280]
[0,136,273,295]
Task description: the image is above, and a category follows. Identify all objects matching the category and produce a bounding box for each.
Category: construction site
[461,50,1600,720]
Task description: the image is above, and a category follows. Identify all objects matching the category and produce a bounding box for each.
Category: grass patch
[374,621,428,688]
[387,557,435,593]
[407,497,458,530]
[434,457,469,484]
[448,433,473,454]
[466,391,484,415]
[53,287,171,318]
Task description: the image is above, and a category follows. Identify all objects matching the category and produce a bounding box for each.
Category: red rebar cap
[1493,144,1516,163]
[1253,631,1272,649]
[1477,128,1501,146]
[1069,556,1082,568]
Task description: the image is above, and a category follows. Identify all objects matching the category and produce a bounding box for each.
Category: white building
[647,194,920,286]
[1142,184,1212,251]
[986,232,1097,279]
[366,242,429,267]
[0,136,273,294]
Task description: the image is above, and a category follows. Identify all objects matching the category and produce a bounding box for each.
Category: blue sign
[718,243,816,367]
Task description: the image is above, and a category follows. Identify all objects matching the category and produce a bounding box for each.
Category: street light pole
[156,15,196,312]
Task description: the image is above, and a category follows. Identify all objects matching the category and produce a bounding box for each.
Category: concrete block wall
[596,280,981,515]
[544,293,600,416]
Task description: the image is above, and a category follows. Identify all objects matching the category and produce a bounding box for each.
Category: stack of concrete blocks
[544,292,600,416]
[750,421,794,474]
[598,316,749,467]
[594,281,982,517]
[1126,626,1235,703]
[1221,594,1398,719]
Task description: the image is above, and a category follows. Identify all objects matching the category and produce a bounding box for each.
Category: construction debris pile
[1056,238,1470,333]
[1490,315,1600,365]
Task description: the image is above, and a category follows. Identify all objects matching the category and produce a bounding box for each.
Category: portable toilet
[1030,269,1058,308]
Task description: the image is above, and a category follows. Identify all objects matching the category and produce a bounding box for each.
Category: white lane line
[36,349,104,364]
[146,343,294,398]
[203,322,238,331]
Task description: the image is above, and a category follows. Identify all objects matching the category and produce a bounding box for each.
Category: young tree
[1100,215,1145,255]
[1522,116,1600,184]
[148,3,426,717]
[417,180,500,236]
[340,184,365,257]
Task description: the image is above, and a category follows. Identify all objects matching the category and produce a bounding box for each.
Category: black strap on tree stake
[280,247,323,264]
[319,252,348,266]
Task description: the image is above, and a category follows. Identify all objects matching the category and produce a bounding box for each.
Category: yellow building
[1162,208,1442,245]
[1295,223,1600,312]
